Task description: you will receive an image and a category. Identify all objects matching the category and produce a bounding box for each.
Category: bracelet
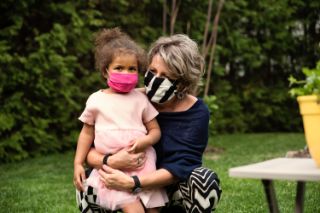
[102,153,112,165]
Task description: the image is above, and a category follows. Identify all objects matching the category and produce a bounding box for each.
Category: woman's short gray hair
[148,34,204,95]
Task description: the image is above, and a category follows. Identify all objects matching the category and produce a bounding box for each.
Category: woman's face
[148,54,175,80]
[144,54,179,104]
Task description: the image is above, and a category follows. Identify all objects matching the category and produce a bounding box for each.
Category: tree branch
[203,0,225,97]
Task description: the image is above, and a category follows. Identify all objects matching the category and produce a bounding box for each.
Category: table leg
[262,179,279,213]
[295,181,305,213]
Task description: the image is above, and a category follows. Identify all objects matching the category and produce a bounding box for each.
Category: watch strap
[102,154,112,165]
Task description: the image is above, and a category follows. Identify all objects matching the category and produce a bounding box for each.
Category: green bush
[0,1,103,162]
[203,95,219,136]
[1,0,319,161]
[0,0,160,162]
[211,80,247,133]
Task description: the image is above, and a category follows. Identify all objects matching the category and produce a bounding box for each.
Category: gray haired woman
[77,34,222,213]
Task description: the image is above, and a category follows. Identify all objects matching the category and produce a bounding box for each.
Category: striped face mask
[144,71,178,104]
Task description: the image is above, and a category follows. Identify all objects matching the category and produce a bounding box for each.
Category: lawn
[205,133,320,213]
[0,133,319,213]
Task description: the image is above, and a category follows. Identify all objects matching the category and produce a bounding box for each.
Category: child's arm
[73,123,94,191]
[128,118,161,153]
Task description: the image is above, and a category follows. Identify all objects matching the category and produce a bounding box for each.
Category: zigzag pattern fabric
[77,186,115,213]
[178,167,222,213]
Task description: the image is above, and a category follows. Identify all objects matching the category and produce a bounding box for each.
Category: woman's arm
[86,147,147,170]
[87,117,159,169]
[99,165,177,191]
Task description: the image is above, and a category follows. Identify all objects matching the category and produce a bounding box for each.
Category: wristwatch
[131,175,142,194]
[102,153,112,165]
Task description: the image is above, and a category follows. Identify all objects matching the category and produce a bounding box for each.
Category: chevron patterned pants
[76,167,222,213]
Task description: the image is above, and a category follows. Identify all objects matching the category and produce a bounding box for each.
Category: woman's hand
[98,165,134,191]
[73,164,86,191]
[86,147,146,170]
[108,148,146,170]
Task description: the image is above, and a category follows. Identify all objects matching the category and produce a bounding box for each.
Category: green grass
[205,133,320,213]
[0,133,319,212]
[0,151,76,213]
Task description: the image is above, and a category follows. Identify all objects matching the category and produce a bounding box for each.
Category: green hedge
[0,1,102,162]
[1,0,319,161]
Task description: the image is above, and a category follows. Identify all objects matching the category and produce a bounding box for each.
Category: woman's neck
[155,94,197,112]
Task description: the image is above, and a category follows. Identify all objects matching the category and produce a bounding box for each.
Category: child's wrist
[74,161,83,166]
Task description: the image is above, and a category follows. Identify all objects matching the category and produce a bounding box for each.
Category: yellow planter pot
[297,95,320,167]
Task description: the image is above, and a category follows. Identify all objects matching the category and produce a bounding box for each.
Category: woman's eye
[148,69,158,76]
[159,74,168,79]
[148,69,173,79]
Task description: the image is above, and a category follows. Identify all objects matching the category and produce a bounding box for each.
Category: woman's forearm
[87,148,146,170]
[99,166,177,192]
[140,168,177,190]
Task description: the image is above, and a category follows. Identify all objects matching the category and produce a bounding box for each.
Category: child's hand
[73,164,86,191]
[127,139,144,153]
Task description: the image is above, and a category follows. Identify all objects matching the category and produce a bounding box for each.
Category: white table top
[229,158,320,181]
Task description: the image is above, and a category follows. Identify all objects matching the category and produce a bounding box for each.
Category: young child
[73,28,167,213]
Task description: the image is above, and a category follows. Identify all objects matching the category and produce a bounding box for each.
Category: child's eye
[129,67,137,72]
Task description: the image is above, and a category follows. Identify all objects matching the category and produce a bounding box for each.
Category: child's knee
[146,207,160,213]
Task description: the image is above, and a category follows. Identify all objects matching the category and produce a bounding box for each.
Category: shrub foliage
[0,0,319,161]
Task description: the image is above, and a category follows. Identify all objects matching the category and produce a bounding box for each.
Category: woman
[76,34,222,213]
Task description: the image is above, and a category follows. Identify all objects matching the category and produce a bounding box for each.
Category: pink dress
[79,90,168,210]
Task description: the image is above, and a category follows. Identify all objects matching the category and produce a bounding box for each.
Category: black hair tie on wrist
[131,175,142,194]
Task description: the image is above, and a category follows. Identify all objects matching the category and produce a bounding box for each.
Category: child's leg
[146,207,160,213]
[122,200,145,213]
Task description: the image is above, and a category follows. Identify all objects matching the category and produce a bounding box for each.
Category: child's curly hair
[94,27,147,80]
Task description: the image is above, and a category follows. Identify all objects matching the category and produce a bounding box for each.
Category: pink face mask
[107,72,138,93]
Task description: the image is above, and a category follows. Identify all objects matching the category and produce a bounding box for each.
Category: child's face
[107,53,138,75]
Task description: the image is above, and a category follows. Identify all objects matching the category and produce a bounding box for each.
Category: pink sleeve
[78,96,96,125]
[142,96,159,123]
[142,97,159,123]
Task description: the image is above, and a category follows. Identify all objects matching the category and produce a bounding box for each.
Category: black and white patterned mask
[144,71,178,104]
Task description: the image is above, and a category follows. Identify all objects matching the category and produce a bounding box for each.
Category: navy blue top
[154,99,209,181]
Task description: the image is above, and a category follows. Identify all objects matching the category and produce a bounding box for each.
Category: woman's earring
[176,91,185,100]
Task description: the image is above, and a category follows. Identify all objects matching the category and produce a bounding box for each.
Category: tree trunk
[203,0,225,97]
[162,0,167,35]
[170,0,180,35]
